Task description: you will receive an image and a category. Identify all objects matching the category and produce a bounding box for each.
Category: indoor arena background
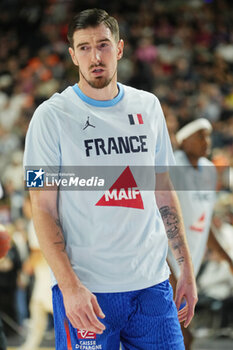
[0,0,232,349]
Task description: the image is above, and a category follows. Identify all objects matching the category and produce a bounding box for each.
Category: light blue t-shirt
[24,83,175,292]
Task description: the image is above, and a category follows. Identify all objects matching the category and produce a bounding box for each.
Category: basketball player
[167,118,233,349]
[24,9,197,349]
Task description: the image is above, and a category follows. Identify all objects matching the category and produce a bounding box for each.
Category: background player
[24,8,197,349]
[168,118,233,349]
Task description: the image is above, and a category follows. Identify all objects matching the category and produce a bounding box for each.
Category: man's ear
[68,47,79,66]
[117,39,124,61]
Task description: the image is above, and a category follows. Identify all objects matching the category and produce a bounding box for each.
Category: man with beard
[24,9,197,349]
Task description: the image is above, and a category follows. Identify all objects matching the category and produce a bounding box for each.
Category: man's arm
[155,172,198,328]
[29,189,105,334]
[208,228,233,274]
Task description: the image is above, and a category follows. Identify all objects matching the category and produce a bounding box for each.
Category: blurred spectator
[197,197,233,332]
[13,218,30,327]
[19,196,53,350]
[0,227,21,337]
[135,36,158,63]
[0,223,11,350]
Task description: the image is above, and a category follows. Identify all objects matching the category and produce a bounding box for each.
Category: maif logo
[77,330,96,339]
[96,166,144,209]
[26,169,45,188]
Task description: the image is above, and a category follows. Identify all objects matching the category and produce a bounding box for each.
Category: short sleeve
[23,102,61,168]
[154,99,176,173]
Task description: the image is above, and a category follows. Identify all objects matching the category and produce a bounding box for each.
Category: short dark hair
[67,8,119,47]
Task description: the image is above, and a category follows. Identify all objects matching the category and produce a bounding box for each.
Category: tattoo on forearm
[172,237,184,254]
[159,206,180,239]
[176,256,185,265]
[159,205,185,265]
[53,219,66,252]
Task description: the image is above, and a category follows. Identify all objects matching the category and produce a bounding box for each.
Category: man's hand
[175,272,198,328]
[62,283,106,334]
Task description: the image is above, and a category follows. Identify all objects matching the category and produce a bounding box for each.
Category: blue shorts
[52,280,184,350]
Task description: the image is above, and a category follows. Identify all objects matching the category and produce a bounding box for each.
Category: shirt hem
[51,273,170,293]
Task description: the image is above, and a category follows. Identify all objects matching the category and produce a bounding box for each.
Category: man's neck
[78,80,119,101]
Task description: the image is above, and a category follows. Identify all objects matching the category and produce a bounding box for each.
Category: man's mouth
[92,68,104,73]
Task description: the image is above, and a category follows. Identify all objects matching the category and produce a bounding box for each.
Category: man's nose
[91,49,101,64]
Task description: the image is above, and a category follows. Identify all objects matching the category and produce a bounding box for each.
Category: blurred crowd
[0,0,232,345]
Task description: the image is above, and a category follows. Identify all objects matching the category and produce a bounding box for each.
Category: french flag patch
[128,114,143,125]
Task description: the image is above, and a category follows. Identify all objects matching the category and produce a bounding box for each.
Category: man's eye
[80,46,88,51]
[100,43,108,48]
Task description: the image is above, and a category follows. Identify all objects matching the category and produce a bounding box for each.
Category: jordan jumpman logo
[83,116,95,130]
